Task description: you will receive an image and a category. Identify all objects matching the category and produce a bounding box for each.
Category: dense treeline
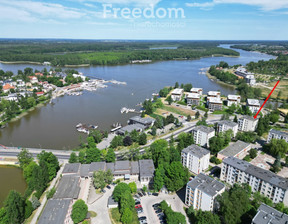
[0,40,239,66]
[0,149,59,224]
[209,65,239,84]
[246,55,288,76]
[231,43,288,55]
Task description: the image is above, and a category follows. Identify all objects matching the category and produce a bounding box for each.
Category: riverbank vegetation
[0,149,59,224]
[0,40,239,66]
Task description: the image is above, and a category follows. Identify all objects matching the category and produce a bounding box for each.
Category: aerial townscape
[0,1,288,224]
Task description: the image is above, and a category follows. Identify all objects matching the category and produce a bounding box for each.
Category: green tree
[249,148,258,159]
[113,183,131,202]
[24,200,33,219]
[128,182,137,194]
[138,133,147,145]
[204,111,208,118]
[87,136,96,148]
[119,191,135,214]
[71,200,88,224]
[174,82,179,88]
[123,136,133,146]
[78,151,86,164]
[110,136,124,148]
[120,207,133,224]
[195,111,200,119]
[17,148,33,168]
[233,115,238,122]
[187,207,221,224]
[166,95,173,105]
[130,129,139,142]
[106,148,116,163]
[264,139,288,158]
[165,161,189,191]
[184,83,193,92]
[4,190,25,224]
[151,126,157,136]
[150,139,170,168]
[23,161,38,183]
[153,165,165,191]
[69,152,78,163]
[187,115,191,121]
[86,147,101,163]
[271,154,282,173]
[37,151,59,181]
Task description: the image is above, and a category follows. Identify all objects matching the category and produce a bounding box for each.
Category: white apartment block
[207,97,223,111]
[171,88,184,101]
[220,157,288,206]
[267,129,288,143]
[186,93,200,106]
[238,115,259,132]
[185,173,225,211]
[181,144,210,174]
[190,125,215,148]
[247,99,260,114]
[207,91,221,98]
[227,95,241,107]
[191,88,203,95]
[216,120,238,137]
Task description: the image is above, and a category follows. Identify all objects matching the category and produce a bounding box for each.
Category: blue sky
[0,0,287,40]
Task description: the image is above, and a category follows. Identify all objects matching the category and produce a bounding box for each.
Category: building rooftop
[115,160,130,171]
[53,176,80,199]
[269,129,288,138]
[191,88,202,92]
[247,99,260,106]
[129,116,155,125]
[186,93,200,99]
[139,160,155,178]
[182,144,210,158]
[38,199,72,224]
[217,120,238,128]
[171,88,184,95]
[207,91,220,96]
[187,173,225,197]
[108,196,118,207]
[62,163,81,174]
[90,162,106,173]
[227,95,241,100]
[218,140,250,158]
[223,157,288,190]
[80,164,91,177]
[192,125,215,134]
[252,203,288,224]
[117,124,145,134]
[239,115,257,122]
[208,97,222,104]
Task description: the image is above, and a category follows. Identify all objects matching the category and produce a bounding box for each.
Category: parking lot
[135,191,189,224]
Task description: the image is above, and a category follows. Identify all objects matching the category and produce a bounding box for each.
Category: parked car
[148,191,152,196]
[153,203,160,207]
[142,191,147,196]
[135,201,141,205]
[106,185,111,189]
[138,216,147,221]
[101,189,106,193]
[138,192,143,197]
[134,194,140,199]
[137,208,143,214]
[135,204,142,209]
[152,193,159,196]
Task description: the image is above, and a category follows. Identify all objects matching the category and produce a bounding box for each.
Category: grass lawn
[109,208,139,224]
[258,79,288,100]
[162,105,194,117]
[212,110,226,115]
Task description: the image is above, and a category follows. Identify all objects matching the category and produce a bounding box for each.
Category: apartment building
[186,93,200,106]
[190,125,215,148]
[216,120,238,137]
[171,88,184,101]
[207,91,221,98]
[247,99,260,114]
[191,87,203,95]
[220,157,288,206]
[252,203,288,224]
[185,173,225,211]
[217,140,251,160]
[267,129,288,143]
[207,97,223,111]
[238,115,259,132]
[227,95,241,107]
[181,144,210,174]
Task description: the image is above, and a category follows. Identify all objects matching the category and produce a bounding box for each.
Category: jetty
[121,107,136,114]
[76,123,98,135]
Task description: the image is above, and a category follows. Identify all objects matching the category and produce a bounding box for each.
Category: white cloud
[80,0,162,7]
[0,0,86,22]
[186,0,288,11]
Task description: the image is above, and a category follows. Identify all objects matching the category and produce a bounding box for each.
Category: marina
[76,123,98,134]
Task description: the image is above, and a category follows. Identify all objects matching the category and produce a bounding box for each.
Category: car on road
[101,189,106,193]
[152,193,159,196]
[106,185,111,189]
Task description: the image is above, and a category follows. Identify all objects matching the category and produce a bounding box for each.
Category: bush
[71,200,88,224]
[46,187,56,199]
[210,156,222,164]
[24,200,34,219]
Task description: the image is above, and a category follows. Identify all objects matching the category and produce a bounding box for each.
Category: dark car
[153,203,160,207]
[142,191,147,196]
[152,193,159,196]
[106,185,111,189]
[139,216,147,221]
[138,192,143,197]
[135,201,141,205]
[101,189,106,193]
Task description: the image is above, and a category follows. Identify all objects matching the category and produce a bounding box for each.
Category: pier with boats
[76,123,98,134]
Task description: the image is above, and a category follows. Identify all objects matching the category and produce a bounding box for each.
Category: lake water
[0,165,27,207]
[0,45,276,149]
